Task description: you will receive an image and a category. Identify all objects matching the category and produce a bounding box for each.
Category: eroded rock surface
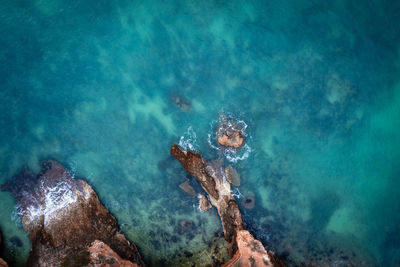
[0,257,7,267]
[171,144,243,256]
[222,230,285,267]
[216,116,246,149]
[87,240,140,267]
[217,132,244,149]
[171,144,284,266]
[1,160,144,267]
[198,194,212,211]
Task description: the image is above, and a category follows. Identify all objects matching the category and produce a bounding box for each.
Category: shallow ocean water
[0,0,400,266]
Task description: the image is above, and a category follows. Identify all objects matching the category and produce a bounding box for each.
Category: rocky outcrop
[171,144,243,256]
[0,257,7,267]
[87,240,140,267]
[1,160,144,267]
[216,116,245,149]
[222,230,285,267]
[217,132,244,149]
[170,144,284,266]
[198,194,212,211]
[0,230,8,267]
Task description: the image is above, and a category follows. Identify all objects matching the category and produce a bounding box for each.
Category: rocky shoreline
[1,161,143,267]
[0,120,284,266]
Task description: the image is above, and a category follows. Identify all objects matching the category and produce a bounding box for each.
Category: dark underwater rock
[170,94,191,112]
[9,236,22,248]
[179,180,196,196]
[178,219,194,234]
[242,192,255,210]
[1,160,144,267]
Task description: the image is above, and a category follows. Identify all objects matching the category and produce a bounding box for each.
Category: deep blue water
[0,0,400,266]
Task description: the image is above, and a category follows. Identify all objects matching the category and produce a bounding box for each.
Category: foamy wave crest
[207,118,221,150]
[231,188,243,199]
[17,171,82,226]
[224,143,252,163]
[178,126,198,151]
[25,181,76,226]
[11,206,23,228]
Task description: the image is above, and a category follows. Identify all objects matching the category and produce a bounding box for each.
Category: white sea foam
[178,126,198,151]
[18,172,82,226]
[231,188,243,199]
[224,143,252,163]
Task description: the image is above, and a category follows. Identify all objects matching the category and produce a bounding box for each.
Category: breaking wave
[16,170,87,226]
[178,126,198,151]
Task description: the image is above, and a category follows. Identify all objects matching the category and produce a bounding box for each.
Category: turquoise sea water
[0,0,400,266]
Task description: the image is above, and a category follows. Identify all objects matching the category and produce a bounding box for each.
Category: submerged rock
[179,180,196,196]
[166,237,230,266]
[225,166,241,186]
[222,230,285,267]
[9,236,22,248]
[170,94,191,112]
[1,160,144,267]
[242,192,255,210]
[178,219,194,234]
[198,194,212,211]
[170,144,283,266]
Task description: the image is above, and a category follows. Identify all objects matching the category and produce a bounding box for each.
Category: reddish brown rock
[198,194,212,211]
[225,166,241,186]
[179,180,196,196]
[1,161,144,267]
[87,240,140,267]
[171,144,243,256]
[217,131,244,149]
[171,144,283,266]
[222,230,285,267]
[216,116,245,149]
[0,230,7,267]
